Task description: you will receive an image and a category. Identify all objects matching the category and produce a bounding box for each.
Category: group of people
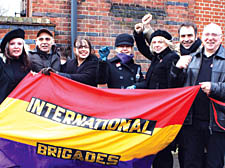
[0,13,224,168]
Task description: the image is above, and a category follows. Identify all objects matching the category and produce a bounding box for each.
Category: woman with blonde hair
[0,28,31,168]
[0,28,30,104]
[130,29,179,90]
[128,29,180,168]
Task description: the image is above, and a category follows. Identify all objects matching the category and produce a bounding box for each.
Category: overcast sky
[0,0,21,16]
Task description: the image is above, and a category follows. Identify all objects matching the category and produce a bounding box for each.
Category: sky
[0,0,21,16]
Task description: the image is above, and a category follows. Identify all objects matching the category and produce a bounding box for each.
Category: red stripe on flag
[8,72,200,127]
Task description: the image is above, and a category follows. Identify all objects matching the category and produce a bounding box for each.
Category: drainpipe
[71,0,77,58]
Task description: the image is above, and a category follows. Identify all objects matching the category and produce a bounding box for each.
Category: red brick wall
[76,0,197,72]
[194,0,225,43]
[31,0,71,49]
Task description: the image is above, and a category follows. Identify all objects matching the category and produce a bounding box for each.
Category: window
[0,0,27,17]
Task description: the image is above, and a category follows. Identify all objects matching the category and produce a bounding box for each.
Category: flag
[210,98,225,131]
[0,72,200,168]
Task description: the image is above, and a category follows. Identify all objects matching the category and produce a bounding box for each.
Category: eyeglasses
[37,37,52,42]
[76,45,89,49]
[204,33,222,38]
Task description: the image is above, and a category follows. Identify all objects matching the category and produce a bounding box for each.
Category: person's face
[74,40,90,59]
[8,38,24,58]
[202,25,222,54]
[115,45,133,55]
[36,32,54,53]
[151,36,168,54]
[179,26,196,49]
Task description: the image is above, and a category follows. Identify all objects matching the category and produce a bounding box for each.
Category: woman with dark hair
[0,28,30,104]
[43,38,98,87]
[60,38,98,86]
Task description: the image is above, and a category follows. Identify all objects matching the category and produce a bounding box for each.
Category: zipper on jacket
[135,66,141,82]
[208,125,212,135]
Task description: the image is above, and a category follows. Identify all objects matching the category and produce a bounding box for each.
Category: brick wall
[75,0,225,72]
[76,0,196,72]
[0,0,225,73]
[194,0,225,41]
[31,0,71,53]
[0,17,55,50]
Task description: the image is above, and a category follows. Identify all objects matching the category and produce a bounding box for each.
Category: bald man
[170,23,225,168]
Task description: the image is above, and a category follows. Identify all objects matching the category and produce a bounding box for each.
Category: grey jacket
[170,45,225,132]
[28,45,61,72]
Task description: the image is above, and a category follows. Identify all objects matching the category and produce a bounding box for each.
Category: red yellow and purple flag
[0,72,200,168]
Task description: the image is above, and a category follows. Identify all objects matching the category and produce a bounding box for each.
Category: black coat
[0,56,30,104]
[97,56,144,88]
[60,54,98,87]
[134,31,179,89]
[28,46,61,72]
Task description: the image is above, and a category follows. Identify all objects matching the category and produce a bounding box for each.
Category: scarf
[117,53,134,64]
[180,38,202,55]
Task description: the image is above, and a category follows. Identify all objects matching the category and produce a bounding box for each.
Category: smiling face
[36,32,54,53]
[8,38,24,58]
[151,36,168,54]
[202,23,222,55]
[74,39,90,60]
[179,26,197,49]
[115,45,133,55]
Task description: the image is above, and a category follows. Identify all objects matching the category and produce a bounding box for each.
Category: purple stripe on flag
[0,138,155,168]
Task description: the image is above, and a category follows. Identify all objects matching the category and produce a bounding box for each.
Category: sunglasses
[37,37,52,42]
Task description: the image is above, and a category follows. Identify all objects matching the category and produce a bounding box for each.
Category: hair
[149,36,180,55]
[203,23,222,35]
[4,40,30,71]
[178,22,198,36]
[73,38,95,56]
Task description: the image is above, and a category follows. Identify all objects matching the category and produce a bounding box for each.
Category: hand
[142,13,152,30]
[134,23,144,34]
[126,85,136,89]
[41,67,56,75]
[30,71,38,76]
[176,55,192,69]
[200,82,211,95]
[99,47,110,61]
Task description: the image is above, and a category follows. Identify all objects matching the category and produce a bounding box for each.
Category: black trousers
[180,120,225,168]
[152,144,173,168]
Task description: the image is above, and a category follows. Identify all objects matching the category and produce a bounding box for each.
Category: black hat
[37,28,53,37]
[115,33,134,47]
[149,29,172,44]
[0,28,25,53]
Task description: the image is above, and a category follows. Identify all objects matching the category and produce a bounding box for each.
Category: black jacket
[170,45,225,132]
[0,56,30,104]
[97,56,144,88]
[29,46,61,72]
[60,54,98,87]
[134,31,179,89]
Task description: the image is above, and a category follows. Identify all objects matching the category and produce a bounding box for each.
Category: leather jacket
[170,45,225,132]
